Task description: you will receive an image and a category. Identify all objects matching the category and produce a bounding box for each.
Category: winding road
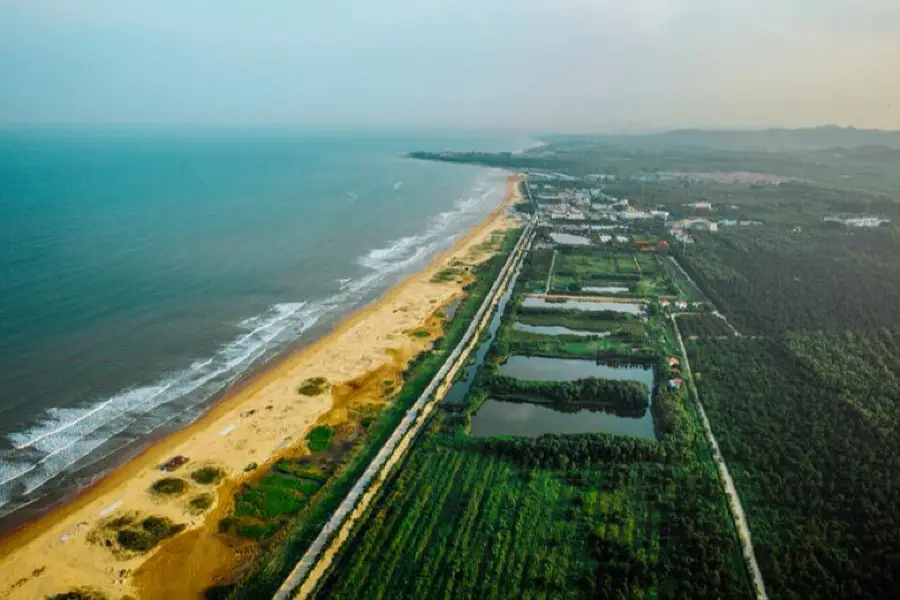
[671,313,768,600]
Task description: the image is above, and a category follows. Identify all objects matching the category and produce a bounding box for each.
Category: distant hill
[545,126,900,152]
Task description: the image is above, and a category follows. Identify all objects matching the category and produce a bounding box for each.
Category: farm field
[311,239,754,600]
[314,423,752,600]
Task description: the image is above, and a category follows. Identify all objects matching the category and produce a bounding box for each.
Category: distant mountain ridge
[546,126,900,152]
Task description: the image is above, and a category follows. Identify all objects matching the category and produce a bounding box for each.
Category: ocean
[0,128,534,522]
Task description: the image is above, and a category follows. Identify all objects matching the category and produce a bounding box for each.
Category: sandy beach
[0,176,522,600]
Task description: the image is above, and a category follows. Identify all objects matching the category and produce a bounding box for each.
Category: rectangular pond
[474,356,656,440]
[511,323,610,337]
[550,232,591,246]
[521,297,644,315]
[499,356,653,386]
[583,286,631,295]
[471,399,654,440]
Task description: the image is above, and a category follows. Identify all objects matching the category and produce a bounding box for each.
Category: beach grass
[188,493,214,513]
[191,466,225,485]
[297,377,329,396]
[150,477,188,496]
[114,516,185,553]
[306,426,333,452]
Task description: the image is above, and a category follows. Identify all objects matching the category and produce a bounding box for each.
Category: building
[823,215,890,228]
[678,218,718,232]
[619,210,652,220]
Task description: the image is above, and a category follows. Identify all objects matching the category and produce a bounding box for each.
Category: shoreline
[0,175,522,600]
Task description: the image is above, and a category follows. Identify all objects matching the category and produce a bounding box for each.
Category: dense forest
[689,333,900,599]
[676,226,900,335]
[674,313,734,339]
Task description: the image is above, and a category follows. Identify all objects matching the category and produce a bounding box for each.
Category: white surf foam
[357,170,506,277]
[0,168,508,512]
[0,301,325,509]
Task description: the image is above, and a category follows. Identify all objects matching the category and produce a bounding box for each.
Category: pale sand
[0,176,522,600]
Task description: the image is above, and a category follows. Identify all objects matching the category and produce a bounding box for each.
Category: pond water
[550,232,591,246]
[474,356,656,439]
[521,297,644,315]
[512,323,610,337]
[583,286,630,295]
[443,263,522,405]
[499,356,653,387]
[470,398,654,440]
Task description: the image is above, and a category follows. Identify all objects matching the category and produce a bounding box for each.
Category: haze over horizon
[1,0,898,132]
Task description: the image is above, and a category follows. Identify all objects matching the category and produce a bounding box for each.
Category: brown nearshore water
[0,175,522,600]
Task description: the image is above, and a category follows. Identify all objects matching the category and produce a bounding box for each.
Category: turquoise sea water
[0,128,533,518]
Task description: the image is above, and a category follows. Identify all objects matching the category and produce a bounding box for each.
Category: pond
[470,398,654,440]
[550,232,591,246]
[499,356,654,387]
[512,323,610,337]
[474,356,656,439]
[521,297,644,315]
[583,286,630,295]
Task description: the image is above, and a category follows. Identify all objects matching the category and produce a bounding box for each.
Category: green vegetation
[484,373,649,413]
[674,314,733,338]
[189,493,215,513]
[191,466,225,485]
[431,268,459,283]
[314,378,752,599]
[518,247,554,291]
[305,425,333,452]
[221,461,327,539]
[297,377,329,396]
[150,477,188,496]
[401,132,900,599]
[690,333,900,598]
[244,462,258,472]
[110,515,186,553]
[677,227,900,335]
[312,234,751,599]
[228,228,524,598]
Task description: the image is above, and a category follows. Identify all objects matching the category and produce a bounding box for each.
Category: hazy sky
[1,0,898,131]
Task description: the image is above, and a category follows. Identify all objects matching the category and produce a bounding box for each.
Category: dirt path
[544,250,557,294]
[671,313,768,600]
[273,221,536,600]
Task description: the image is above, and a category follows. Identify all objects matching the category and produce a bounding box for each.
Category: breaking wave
[0,168,507,515]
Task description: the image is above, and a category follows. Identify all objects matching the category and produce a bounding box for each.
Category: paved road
[272,221,535,600]
[671,313,769,600]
